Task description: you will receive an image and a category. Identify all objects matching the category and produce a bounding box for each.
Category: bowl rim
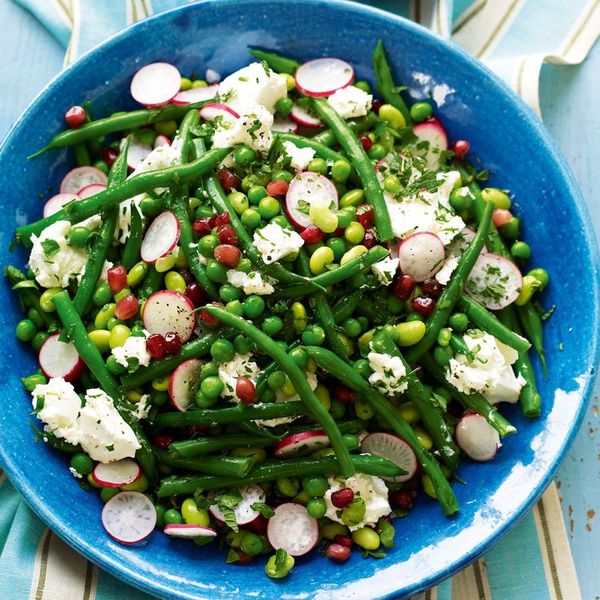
[1,0,599,598]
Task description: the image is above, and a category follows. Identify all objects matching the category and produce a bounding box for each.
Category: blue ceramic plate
[0,1,598,598]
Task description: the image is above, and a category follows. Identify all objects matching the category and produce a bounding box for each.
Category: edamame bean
[331,159,351,182]
[40,288,61,312]
[340,245,367,266]
[109,324,131,349]
[165,271,186,293]
[352,527,380,550]
[410,101,432,122]
[309,246,335,274]
[89,329,111,353]
[339,189,364,208]
[482,187,511,209]
[379,104,407,129]
[344,222,365,244]
[126,262,148,287]
[181,498,210,525]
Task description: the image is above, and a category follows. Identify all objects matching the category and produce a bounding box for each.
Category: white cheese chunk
[227,270,275,295]
[212,104,274,154]
[111,332,152,370]
[371,256,400,286]
[367,352,408,397]
[282,140,316,171]
[327,86,373,119]
[253,222,304,264]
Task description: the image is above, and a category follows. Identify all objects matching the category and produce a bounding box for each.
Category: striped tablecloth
[2,1,599,598]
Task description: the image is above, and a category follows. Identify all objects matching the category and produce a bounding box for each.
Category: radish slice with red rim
[163,524,217,538]
[92,459,142,488]
[153,135,171,149]
[60,166,108,194]
[43,193,78,218]
[295,58,354,97]
[77,183,107,199]
[398,231,445,282]
[102,491,156,545]
[274,430,330,458]
[272,117,299,134]
[360,432,417,483]
[465,252,522,310]
[140,211,181,264]
[455,412,500,461]
[199,102,240,123]
[285,172,338,229]
[290,104,322,128]
[168,358,203,412]
[142,290,196,342]
[267,503,319,556]
[172,84,219,105]
[412,119,448,170]
[209,484,265,526]
[130,62,181,107]
[120,136,153,170]
[38,333,84,382]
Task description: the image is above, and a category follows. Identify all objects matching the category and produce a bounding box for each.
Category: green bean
[456,295,531,354]
[204,305,355,477]
[372,40,412,125]
[121,204,143,272]
[73,143,91,167]
[138,265,163,301]
[4,266,54,327]
[516,302,547,374]
[311,97,394,242]
[156,451,255,478]
[312,113,379,147]
[406,201,493,363]
[331,290,362,324]
[275,133,349,164]
[30,102,211,157]
[51,290,157,481]
[303,345,458,516]
[421,354,517,437]
[254,340,301,399]
[248,48,300,74]
[157,455,404,498]
[16,147,232,245]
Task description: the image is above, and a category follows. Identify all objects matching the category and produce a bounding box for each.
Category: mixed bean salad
[8,42,550,576]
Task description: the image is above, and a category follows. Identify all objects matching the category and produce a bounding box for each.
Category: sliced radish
[290,104,322,128]
[59,166,108,195]
[153,135,171,149]
[398,232,445,282]
[43,193,79,218]
[272,117,299,134]
[360,432,417,483]
[209,484,265,526]
[38,333,84,382]
[92,459,142,488]
[140,211,180,264]
[199,102,240,123]
[142,290,196,342]
[102,491,156,545]
[77,183,107,199]
[120,136,153,170]
[285,172,338,229]
[130,62,181,107]
[456,412,500,461]
[413,119,448,170]
[164,523,217,538]
[168,358,203,412]
[267,503,319,557]
[465,252,522,310]
[295,58,354,97]
[274,430,330,458]
[172,83,219,105]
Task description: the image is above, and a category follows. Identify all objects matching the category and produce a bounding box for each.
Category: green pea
[302,325,326,346]
[126,262,148,287]
[234,144,256,166]
[437,327,452,347]
[368,143,386,160]
[198,234,219,258]
[336,208,355,229]
[262,315,284,336]
[527,267,549,291]
[200,376,225,400]
[164,508,183,525]
[271,169,293,183]
[307,157,328,174]
[275,97,293,118]
[200,362,219,380]
[31,331,49,352]
[379,103,407,129]
[326,237,347,261]
[500,217,520,239]
[433,344,453,367]
[247,185,268,205]
[140,195,162,218]
[210,338,236,363]
[16,319,37,342]
[206,259,228,284]
[289,346,309,370]
[342,318,362,338]
[331,159,352,183]
[265,551,294,579]
[155,120,178,137]
[240,531,264,556]
[354,80,371,93]
[306,497,327,519]
[410,101,433,122]
[68,452,94,476]
[243,295,265,319]
[93,160,109,175]
[93,283,113,307]
[240,207,261,229]
[383,174,401,194]
[228,191,249,215]
[67,226,92,248]
[340,189,365,208]
[88,329,111,353]
[302,475,328,497]
[268,370,287,390]
[352,526,380,550]
[342,496,366,527]
[151,390,168,406]
[234,334,253,354]
[345,222,365,244]
[482,187,511,209]
[353,358,371,378]
[258,196,281,219]
[224,300,243,318]
[195,204,216,219]
[155,504,166,528]
[26,308,44,328]
[309,246,334,275]
[40,288,61,312]
[260,387,276,403]
[236,258,252,273]
[448,312,469,332]
[219,284,242,303]
[511,241,531,261]
[449,188,473,212]
[195,390,218,408]
[276,477,299,497]
[106,355,126,375]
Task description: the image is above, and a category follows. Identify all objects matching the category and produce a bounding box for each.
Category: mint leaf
[251,502,275,518]
[226,548,240,563]
[41,239,60,258]
[362,549,386,559]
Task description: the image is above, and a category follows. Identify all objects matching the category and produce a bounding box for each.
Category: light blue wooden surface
[0,1,598,597]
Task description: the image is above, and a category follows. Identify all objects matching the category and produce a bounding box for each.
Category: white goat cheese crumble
[253,222,304,264]
[367,352,408,397]
[327,86,373,119]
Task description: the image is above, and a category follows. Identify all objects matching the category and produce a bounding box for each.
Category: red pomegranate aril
[453,139,470,160]
[236,377,257,405]
[65,105,87,129]
[217,224,238,245]
[200,308,219,326]
[146,334,167,360]
[164,332,182,355]
[300,225,323,244]
[217,169,240,194]
[101,147,118,167]
[371,99,384,113]
[214,244,241,268]
[215,211,231,227]
[422,278,442,300]
[267,179,289,197]
[235,550,254,564]
[356,205,374,229]
[114,294,139,320]
[154,434,174,450]
[390,490,414,510]
[192,216,216,236]
[363,229,377,249]
[412,296,435,316]
[493,208,513,228]
[392,274,416,301]
[186,283,205,306]
[326,543,352,562]
[245,514,268,535]
[335,386,357,404]
[359,135,373,152]
[331,487,354,508]
[107,265,127,293]
[334,534,353,548]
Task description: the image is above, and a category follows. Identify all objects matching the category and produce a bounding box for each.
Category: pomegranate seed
[334,227,345,237]
[236,377,257,405]
[217,169,240,193]
[359,135,373,152]
[335,386,357,404]
[192,216,216,236]
[390,490,414,510]
[235,550,254,564]
[200,308,219,326]
[356,205,374,229]
[331,487,354,508]
[179,269,193,285]
[453,139,470,160]
[493,208,513,228]
[217,224,238,246]
[146,334,167,360]
[107,265,127,293]
[214,244,241,268]
[114,294,139,320]
[101,147,118,167]
[363,230,377,249]
[326,543,352,562]
[164,332,182,355]
[186,283,205,306]
[300,225,323,245]
[371,99,383,113]
[334,534,353,548]
[392,274,416,301]
[215,211,231,226]
[245,514,268,535]
[186,425,209,435]
[412,296,435,316]
[422,278,442,300]
[65,105,87,129]
[267,179,289,197]
[154,434,173,449]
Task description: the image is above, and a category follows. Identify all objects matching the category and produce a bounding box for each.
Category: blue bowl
[0,1,598,598]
